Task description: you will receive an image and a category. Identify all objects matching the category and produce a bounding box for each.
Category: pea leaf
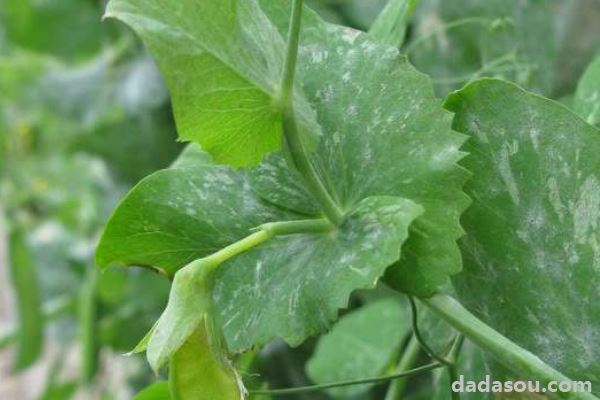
[306,298,408,398]
[95,145,292,276]
[97,147,423,351]
[103,0,321,167]
[247,153,320,217]
[254,1,471,295]
[446,79,600,387]
[574,55,600,126]
[98,0,468,351]
[170,326,245,400]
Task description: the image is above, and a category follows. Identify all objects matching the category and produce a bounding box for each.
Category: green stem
[384,335,421,400]
[259,218,332,235]
[444,335,465,400]
[280,0,344,225]
[280,0,304,107]
[205,230,272,267]
[250,362,442,397]
[409,296,460,400]
[205,219,331,267]
[420,295,600,400]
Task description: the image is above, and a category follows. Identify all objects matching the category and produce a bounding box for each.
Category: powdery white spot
[341,27,360,44]
[498,143,520,205]
[347,105,358,117]
[573,176,600,244]
[530,127,541,151]
[547,177,565,221]
[311,50,329,64]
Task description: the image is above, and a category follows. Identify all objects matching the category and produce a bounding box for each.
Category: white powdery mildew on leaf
[497,142,520,205]
[213,196,423,352]
[573,176,600,244]
[546,176,566,222]
[96,147,296,275]
[449,79,600,387]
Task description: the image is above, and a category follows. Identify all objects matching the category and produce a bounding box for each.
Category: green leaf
[574,55,600,126]
[369,0,420,48]
[306,298,408,398]
[247,153,320,217]
[102,0,468,294]
[445,79,600,387]
[257,1,470,295]
[95,147,292,276]
[103,0,320,167]
[8,228,43,370]
[98,0,468,350]
[97,148,424,351]
[169,326,244,400]
[215,195,422,351]
[133,382,170,400]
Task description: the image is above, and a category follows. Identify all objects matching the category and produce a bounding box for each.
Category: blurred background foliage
[0,0,598,399]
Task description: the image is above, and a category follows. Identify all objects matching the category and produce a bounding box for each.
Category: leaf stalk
[420,294,600,400]
[280,0,344,225]
[204,218,332,268]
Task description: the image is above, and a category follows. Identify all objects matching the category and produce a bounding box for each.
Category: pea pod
[8,228,43,370]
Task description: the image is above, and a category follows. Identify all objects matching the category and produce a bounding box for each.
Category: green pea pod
[169,320,245,400]
[79,266,99,383]
[8,228,43,370]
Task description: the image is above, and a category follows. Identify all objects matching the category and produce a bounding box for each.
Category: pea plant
[95,0,600,399]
